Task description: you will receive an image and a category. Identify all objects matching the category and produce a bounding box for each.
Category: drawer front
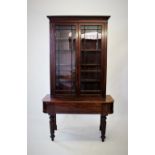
[55,103,102,114]
[44,102,113,114]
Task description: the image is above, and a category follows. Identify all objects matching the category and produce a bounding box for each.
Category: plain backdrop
[27,0,128,155]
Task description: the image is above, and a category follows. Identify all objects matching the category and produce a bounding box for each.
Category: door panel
[55,25,77,94]
[79,25,103,94]
[54,24,103,96]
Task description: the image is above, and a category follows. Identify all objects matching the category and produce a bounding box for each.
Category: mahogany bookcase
[42,16,114,142]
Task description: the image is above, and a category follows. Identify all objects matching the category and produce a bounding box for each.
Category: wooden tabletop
[43,94,114,104]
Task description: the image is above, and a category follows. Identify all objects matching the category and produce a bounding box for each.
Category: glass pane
[81,70,100,79]
[81,82,100,90]
[55,25,76,93]
[81,51,101,64]
[80,25,102,29]
[81,25,102,49]
[80,25,102,93]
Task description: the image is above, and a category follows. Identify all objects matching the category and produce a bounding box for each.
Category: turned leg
[49,115,55,141]
[100,115,107,142]
[54,114,57,130]
[99,115,101,130]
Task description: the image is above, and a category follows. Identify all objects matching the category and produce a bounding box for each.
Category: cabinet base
[49,114,107,142]
[43,95,114,142]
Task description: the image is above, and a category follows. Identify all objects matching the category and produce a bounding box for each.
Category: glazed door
[55,25,77,95]
[79,24,103,95]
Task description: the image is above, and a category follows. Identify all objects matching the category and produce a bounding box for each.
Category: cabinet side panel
[101,22,108,97]
[50,21,56,95]
[77,23,80,96]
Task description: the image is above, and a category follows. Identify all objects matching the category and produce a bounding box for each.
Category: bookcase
[43,16,114,142]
